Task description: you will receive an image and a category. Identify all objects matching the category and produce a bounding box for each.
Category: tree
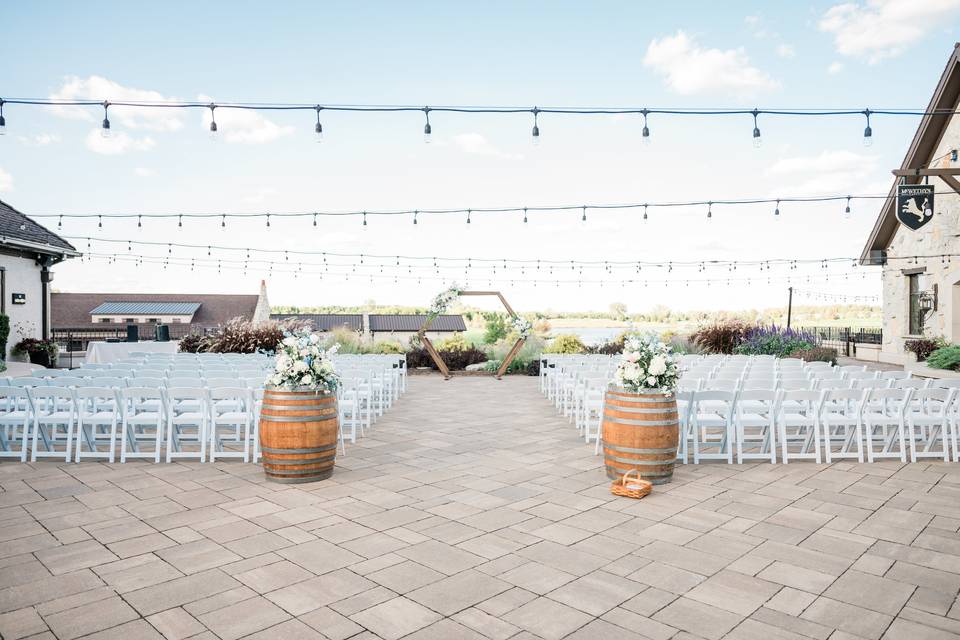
[483,313,508,344]
[609,302,628,321]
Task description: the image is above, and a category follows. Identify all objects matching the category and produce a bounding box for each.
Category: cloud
[18,133,61,146]
[776,44,796,58]
[0,168,13,192]
[452,133,521,159]
[197,95,294,144]
[766,150,880,195]
[49,76,183,131]
[819,0,960,63]
[85,130,156,155]
[133,167,156,177]
[827,61,845,74]
[643,31,779,96]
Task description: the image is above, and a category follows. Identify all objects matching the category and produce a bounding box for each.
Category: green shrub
[324,327,366,353]
[435,332,470,352]
[405,346,487,371]
[926,345,960,371]
[0,360,6,373]
[483,314,508,344]
[372,341,405,354]
[544,334,586,354]
[733,325,815,357]
[0,314,9,356]
[790,347,838,365]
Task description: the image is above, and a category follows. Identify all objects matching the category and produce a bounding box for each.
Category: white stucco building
[861,44,960,363]
[0,200,78,359]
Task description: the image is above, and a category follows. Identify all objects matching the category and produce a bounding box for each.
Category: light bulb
[863,126,873,146]
[752,127,761,148]
[532,125,540,145]
[423,123,432,144]
[101,118,111,138]
[315,122,323,143]
[641,125,650,145]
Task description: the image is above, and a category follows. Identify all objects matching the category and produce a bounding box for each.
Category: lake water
[551,327,622,346]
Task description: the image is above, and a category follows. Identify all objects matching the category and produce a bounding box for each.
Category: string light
[706,201,712,220]
[774,199,780,219]
[862,109,873,147]
[531,107,540,145]
[208,103,218,140]
[314,106,323,143]
[101,101,111,138]
[581,206,587,222]
[751,109,761,148]
[5,98,959,145]
[33,190,915,225]
[844,196,852,219]
[641,108,650,144]
[422,107,431,144]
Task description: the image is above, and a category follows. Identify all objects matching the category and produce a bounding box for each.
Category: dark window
[99,318,112,324]
[124,318,135,324]
[908,274,924,335]
[147,318,159,323]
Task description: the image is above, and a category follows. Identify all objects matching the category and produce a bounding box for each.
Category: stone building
[861,43,960,363]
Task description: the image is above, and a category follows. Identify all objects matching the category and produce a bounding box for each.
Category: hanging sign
[896,184,934,231]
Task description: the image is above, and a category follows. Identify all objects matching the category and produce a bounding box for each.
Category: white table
[85,341,179,364]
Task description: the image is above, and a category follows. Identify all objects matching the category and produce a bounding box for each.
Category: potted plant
[603,334,681,485]
[259,328,342,483]
[12,337,59,368]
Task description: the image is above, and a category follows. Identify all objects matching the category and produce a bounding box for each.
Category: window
[171,318,182,323]
[99,318,111,324]
[908,273,924,335]
[147,318,160,323]
[124,318,135,324]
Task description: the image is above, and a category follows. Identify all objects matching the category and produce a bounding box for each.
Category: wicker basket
[610,469,653,499]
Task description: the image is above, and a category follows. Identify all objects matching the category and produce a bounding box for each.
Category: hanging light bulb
[641,109,650,145]
[751,109,761,148]
[531,107,540,145]
[844,196,852,219]
[862,109,873,146]
[314,105,324,143]
[0,99,6,135]
[466,209,471,224]
[413,210,418,225]
[643,204,648,221]
[208,104,218,141]
[363,211,368,228]
[523,208,528,223]
[422,107,432,144]
[581,206,587,222]
[101,101,111,138]
[707,201,713,220]
[774,199,780,219]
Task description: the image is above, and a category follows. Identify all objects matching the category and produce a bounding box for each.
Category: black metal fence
[52,324,210,359]
[799,326,883,356]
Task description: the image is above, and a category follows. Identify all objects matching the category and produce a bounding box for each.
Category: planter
[601,387,679,485]
[259,387,339,483]
[26,350,54,368]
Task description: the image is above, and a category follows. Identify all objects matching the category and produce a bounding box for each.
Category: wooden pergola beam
[892,168,960,195]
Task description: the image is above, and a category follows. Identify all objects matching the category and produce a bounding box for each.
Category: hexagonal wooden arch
[418,291,526,380]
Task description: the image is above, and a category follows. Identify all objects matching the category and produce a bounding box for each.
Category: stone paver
[1,376,960,639]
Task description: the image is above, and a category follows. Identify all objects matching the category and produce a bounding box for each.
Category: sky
[3,0,960,314]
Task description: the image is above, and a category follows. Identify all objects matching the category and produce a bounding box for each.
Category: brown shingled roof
[52,292,258,327]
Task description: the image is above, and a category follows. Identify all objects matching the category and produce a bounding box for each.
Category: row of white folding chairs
[582,387,958,464]
[2,376,269,390]
[678,373,916,393]
[0,385,266,464]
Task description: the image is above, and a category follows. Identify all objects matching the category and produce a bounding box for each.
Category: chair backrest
[930,379,960,389]
[741,380,777,391]
[737,389,780,411]
[692,390,737,416]
[822,388,865,405]
[10,377,45,387]
[895,378,929,390]
[780,379,812,391]
[167,377,203,387]
[780,389,822,405]
[865,387,912,413]
[135,369,167,378]
[165,386,206,402]
[121,386,163,400]
[92,377,125,388]
[704,378,739,391]
[74,387,120,408]
[853,379,891,390]
[50,377,87,387]
[132,377,165,389]
[816,379,851,391]
[879,371,910,380]
[206,378,241,388]
[0,386,31,403]
[28,386,75,402]
[844,371,878,381]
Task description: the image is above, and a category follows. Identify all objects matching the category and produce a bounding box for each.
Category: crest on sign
[896,184,935,231]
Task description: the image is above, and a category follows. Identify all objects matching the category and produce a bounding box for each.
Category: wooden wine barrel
[259,388,338,483]
[602,387,679,485]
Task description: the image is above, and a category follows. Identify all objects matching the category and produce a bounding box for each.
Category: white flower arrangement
[428,284,462,317]
[510,315,533,339]
[266,328,340,392]
[612,333,680,395]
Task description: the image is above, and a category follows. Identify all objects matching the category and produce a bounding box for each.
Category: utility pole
[786,286,794,329]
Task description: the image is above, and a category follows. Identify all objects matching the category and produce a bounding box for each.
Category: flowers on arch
[267,327,340,391]
[428,283,462,318]
[510,315,533,339]
[612,333,680,395]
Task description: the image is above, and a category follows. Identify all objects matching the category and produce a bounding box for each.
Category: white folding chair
[906,388,955,462]
[28,387,76,462]
[164,387,208,462]
[777,390,823,463]
[863,388,912,463]
[208,387,251,462]
[735,389,779,463]
[0,387,32,461]
[819,388,865,463]
[119,387,165,463]
[690,390,737,464]
[74,387,121,462]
